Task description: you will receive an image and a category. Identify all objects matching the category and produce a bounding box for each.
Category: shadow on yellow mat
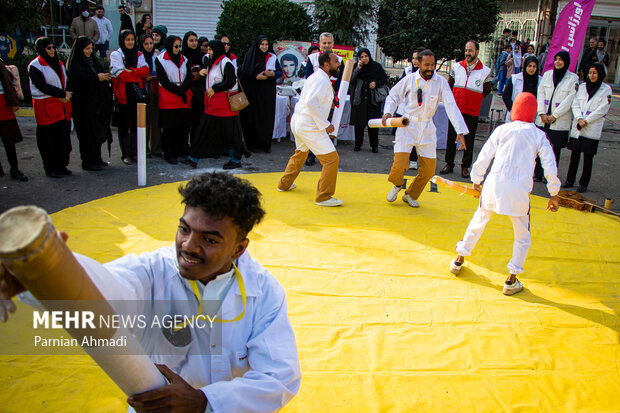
[0,172,618,412]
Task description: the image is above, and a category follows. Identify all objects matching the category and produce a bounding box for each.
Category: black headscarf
[522,55,539,96]
[240,35,273,78]
[165,36,182,68]
[119,30,138,69]
[152,26,167,51]
[182,31,202,67]
[586,63,605,100]
[552,51,570,88]
[139,33,155,72]
[356,47,386,84]
[198,36,209,51]
[66,36,95,74]
[35,37,63,80]
[206,40,226,69]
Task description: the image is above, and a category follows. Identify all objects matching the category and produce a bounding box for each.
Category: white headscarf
[513,45,522,69]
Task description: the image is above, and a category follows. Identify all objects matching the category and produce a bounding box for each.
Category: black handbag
[132,83,151,104]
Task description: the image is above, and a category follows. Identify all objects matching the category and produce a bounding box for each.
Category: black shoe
[10,168,28,182]
[82,164,102,171]
[0,164,4,177]
[100,161,110,167]
[60,167,72,176]
[533,176,542,182]
[353,146,361,152]
[165,157,178,165]
[263,148,272,154]
[179,157,192,165]
[577,185,587,193]
[223,160,241,170]
[305,156,316,166]
[562,181,574,188]
[243,149,252,158]
[440,164,454,175]
[371,146,378,153]
[46,171,62,178]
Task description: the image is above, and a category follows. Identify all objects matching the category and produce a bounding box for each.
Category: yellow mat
[1,172,619,412]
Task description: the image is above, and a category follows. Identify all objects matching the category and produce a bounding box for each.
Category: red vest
[204,55,238,117]
[157,52,192,110]
[28,56,71,125]
[451,60,491,116]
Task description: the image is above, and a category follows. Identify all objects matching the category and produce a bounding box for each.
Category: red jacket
[451,60,491,117]
[112,65,149,105]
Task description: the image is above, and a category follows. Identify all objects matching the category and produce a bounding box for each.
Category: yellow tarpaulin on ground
[1,172,618,412]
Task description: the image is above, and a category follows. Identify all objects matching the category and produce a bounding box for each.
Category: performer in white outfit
[278,51,343,207]
[450,93,561,296]
[2,173,301,412]
[382,49,468,208]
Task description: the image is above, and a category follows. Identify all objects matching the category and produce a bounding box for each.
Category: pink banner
[543,0,596,73]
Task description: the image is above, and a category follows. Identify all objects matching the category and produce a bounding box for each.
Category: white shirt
[570,82,612,141]
[291,68,333,132]
[62,247,300,413]
[93,16,113,44]
[471,121,560,216]
[536,70,579,130]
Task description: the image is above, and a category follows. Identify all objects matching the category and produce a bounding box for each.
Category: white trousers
[456,206,531,275]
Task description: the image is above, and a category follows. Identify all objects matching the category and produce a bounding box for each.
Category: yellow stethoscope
[173,261,246,332]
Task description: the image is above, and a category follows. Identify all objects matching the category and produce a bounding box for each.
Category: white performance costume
[456,121,561,274]
[290,69,335,155]
[25,246,301,413]
[384,71,468,158]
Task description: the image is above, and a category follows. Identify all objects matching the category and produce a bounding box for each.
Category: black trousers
[444,113,479,168]
[354,124,378,148]
[162,126,189,160]
[36,120,71,174]
[73,110,103,168]
[566,150,595,187]
[534,144,561,179]
[118,103,137,159]
[1,142,18,170]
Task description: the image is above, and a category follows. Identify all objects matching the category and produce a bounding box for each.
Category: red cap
[511,92,537,123]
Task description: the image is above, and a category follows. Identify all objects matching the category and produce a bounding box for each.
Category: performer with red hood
[449,92,561,296]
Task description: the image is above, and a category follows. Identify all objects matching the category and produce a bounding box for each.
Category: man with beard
[1,172,301,412]
[382,49,468,208]
[278,51,343,206]
[440,40,492,178]
[578,37,598,81]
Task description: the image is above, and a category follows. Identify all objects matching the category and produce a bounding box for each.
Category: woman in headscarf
[534,50,579,181]
[198,36,209,58]
[188,40,244,170]
[512,43,522,74]
[110,29,149,165]
[563,63,612,193]
[349,47,387,152]
[216,33,237,72]
[135,13,152,38]
[66,36,113,171]
[0,57,27,181]
[151,25,167,55]
[502,55,541,122]
[155,35,192,164]
[182,31,206,149]
[239,35,282,153]
[28,37,72,178]
[139,33,162,157]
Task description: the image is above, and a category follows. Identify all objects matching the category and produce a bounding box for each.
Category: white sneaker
[450,259,463,275]
[316,197,343,207]
[387,185,403,202]
[409,161,418,170]
[502,278,524,295]
[402,193,419,208]
[277,183,296,192]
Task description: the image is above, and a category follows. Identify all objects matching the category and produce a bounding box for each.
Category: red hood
[511,92,537,122]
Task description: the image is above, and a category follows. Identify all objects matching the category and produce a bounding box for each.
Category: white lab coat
[290,68,336,155]
[536,70,579,130]
[569,82,612,140]
[505,72,542,122]
[66,247,300,413]
[471,121,561,216]
[384,71,468,158]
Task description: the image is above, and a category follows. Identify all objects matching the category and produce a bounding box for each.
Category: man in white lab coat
[449,93,561,296]
[382,49,469,208]
[1,172,301,413]
[278,51,343,207]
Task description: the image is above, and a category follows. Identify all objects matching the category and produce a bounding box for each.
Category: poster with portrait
[274,41,310,85]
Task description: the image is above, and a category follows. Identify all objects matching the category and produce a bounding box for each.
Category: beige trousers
[279,150,339,202]
[388,153,436,200]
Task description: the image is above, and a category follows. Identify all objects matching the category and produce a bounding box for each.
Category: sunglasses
[46,45,56,50]
[173,45,181,49]
[222,42,231,45]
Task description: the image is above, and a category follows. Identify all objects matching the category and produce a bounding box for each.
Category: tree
[217,0,312,62]
[313,0,375,46]
[377,0,500,61]
[0,0,46,33]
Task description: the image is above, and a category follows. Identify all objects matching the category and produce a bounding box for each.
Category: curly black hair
[178,172,265,239]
